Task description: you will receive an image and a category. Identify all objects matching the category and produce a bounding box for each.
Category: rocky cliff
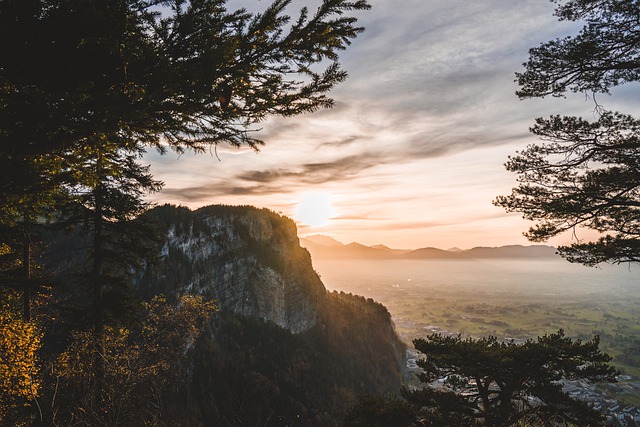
[138,204,325,333]
[135,204,406,425]
[42,204,406,425]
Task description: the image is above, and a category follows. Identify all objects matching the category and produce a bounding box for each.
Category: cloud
[237,151,383,185]
[160,184,272,201]
[146,0,632,248]
[316,136,363,148]
[157,150,383,202]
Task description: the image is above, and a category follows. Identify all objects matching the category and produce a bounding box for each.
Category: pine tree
[495,0,640,265]
[0,153,63,321]
[60,137,161,386]
[407,330,618,426]
[0,0,371,417]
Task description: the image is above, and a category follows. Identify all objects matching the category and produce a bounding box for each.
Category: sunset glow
[145,0,640,250]
[295,192,335,228]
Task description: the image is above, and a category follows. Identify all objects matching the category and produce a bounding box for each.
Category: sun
[295,192,335,227]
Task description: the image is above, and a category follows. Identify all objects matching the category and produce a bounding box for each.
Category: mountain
[138,204,324,333]
[463,245,558,258]
[301,236,559,260]
[41,205,405,425]
[302,234,344,247]
[134,205,406,425]
[300,237,397,259]
[370,244,413,255]
[402,246,459,259]
[404,244,558,259]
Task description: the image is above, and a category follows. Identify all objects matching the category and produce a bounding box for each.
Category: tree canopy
[0,0,372,422]
[516,0,640,98]
[408,330,617,427]
[0,0,372,155]
[495,0,640,265]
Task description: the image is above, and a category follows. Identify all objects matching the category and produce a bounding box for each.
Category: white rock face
[140,205,326,334]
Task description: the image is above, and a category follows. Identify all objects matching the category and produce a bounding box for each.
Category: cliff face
[139,205,325,333]
[45,203,405,425]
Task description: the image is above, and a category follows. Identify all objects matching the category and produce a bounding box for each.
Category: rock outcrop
[138,204,325,333]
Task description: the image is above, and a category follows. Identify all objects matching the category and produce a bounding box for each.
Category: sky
[144,0,640,250]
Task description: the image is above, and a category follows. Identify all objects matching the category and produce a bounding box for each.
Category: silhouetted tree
[0,153,63,321]
[0,0,371,316]
[60,139,162,386]
[495,0,640,265]
[1,0,372,156]
[407,330,618,427]
[0,0,371,421]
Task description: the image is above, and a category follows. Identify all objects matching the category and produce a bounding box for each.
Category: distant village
[562,377,640,427]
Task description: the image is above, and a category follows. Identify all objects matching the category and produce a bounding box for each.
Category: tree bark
[92,156,106,386]
[22,219,31,322]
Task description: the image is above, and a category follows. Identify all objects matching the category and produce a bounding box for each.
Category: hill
[303,234,344,247]
[300,237,397,259]
[301,236,559,260]
[402,246,460,259]
[463,244,558,258]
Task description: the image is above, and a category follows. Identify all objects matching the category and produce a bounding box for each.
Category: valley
[310,256,640,411]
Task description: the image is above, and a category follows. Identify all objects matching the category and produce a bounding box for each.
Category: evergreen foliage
[495,0,640,265]
[0,0,372,422]
[407,330,618,427]
[344,329,618,426]
[0,0,372,155]
[516,0,640,98]
[0,152,65,321]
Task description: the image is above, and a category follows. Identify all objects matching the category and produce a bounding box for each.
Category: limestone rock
[139,205,325,333]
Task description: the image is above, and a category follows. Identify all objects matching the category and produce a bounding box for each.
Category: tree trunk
[22,219,31,322]
[92,161,106,386]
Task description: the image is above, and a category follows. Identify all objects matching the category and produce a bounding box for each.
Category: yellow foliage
[142,294,217,345]
[0,243,12,256]
[0,292,42,421]
[53,294,217,425]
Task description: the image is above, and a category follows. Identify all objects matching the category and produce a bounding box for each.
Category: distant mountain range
[300,234,559,260]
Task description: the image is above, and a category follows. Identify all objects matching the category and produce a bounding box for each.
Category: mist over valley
[305,236,640,409]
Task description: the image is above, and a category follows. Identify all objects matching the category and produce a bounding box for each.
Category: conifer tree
[60,137,162,385]
[0,153,63,321]
[407,330,618,427]
[1,0,372,156]
[495,0,640,265]
[0,0,371,409]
